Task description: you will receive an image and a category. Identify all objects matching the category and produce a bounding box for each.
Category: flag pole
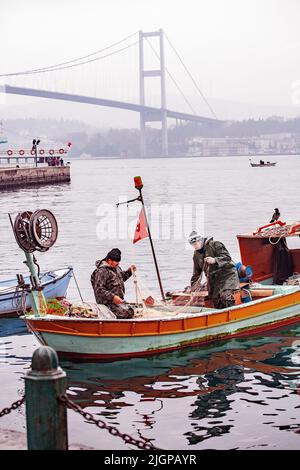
[134,176,166,303]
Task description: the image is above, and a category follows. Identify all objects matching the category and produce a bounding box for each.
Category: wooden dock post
[25,346,68,450]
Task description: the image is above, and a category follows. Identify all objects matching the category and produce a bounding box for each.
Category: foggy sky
[1,0,300,126]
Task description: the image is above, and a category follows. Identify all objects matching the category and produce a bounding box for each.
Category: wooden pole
[136,181,166,302]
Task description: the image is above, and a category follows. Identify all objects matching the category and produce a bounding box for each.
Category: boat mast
[116,177,166,302]
[134,176,166,303]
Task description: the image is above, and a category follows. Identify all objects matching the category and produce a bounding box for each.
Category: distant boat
[249,158,277,167]
[0,267,73,317]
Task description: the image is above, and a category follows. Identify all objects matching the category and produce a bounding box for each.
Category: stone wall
[0,166,71,189]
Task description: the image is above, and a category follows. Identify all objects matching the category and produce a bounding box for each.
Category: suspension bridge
[0,29,221,157]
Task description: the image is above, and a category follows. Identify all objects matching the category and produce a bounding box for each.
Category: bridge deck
[1,85,220,124]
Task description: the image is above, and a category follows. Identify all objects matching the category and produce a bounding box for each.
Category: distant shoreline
[74,153,300,160]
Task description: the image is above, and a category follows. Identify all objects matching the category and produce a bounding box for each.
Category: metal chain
[0,396,25,418]
[59,394,159,450]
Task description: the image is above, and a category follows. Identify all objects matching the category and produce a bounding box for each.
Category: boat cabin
[237,220,300,284]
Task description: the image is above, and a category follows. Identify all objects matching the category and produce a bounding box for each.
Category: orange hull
[23,287,300,359]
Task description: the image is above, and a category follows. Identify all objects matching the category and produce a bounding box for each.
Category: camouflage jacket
[191,238,239,298]
[91,260,132,305]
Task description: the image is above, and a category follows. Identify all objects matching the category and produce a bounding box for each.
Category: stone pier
[0,166,71,189]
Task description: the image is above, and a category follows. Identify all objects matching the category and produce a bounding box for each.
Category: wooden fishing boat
[15,191,300,359]
[249,158,277,167]
[0,267,73,317]
[21,215,300,360]
[22,281,300,359]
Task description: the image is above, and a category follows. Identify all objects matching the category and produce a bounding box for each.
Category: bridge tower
[139,29,168,157]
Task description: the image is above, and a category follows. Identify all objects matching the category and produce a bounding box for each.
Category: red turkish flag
[133,209,148,244]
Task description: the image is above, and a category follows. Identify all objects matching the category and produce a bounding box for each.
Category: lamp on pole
[32,139,40,168]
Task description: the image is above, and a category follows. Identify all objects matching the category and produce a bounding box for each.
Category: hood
[95,260,121,272]
[95,259,109,269]
[204,237,213,246]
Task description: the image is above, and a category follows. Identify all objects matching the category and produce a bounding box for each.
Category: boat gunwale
[0,266,73,300]
[237,233,300,239]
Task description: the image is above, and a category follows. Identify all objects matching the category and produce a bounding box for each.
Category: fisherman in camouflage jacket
[188,231,240,309]
[91,248,136,319]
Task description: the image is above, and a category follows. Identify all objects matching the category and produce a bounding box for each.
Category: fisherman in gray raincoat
[91,248,136,319]
[188,231,240,309]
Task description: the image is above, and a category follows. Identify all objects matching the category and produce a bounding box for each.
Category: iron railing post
[25,346,68,450]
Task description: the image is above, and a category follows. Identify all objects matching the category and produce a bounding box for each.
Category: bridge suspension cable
[145,37,197,115]
[164,32,218,120]
[0,31,139,77]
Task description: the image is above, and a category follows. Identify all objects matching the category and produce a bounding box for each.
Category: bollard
[25,346,68,450]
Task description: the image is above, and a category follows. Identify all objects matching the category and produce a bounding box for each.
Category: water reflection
[61,324,300,448]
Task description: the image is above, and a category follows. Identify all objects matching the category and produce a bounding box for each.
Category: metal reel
[13,211,36,253]
[30,210,58,251]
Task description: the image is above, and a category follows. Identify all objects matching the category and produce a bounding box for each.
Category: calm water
[0,156,300,449]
